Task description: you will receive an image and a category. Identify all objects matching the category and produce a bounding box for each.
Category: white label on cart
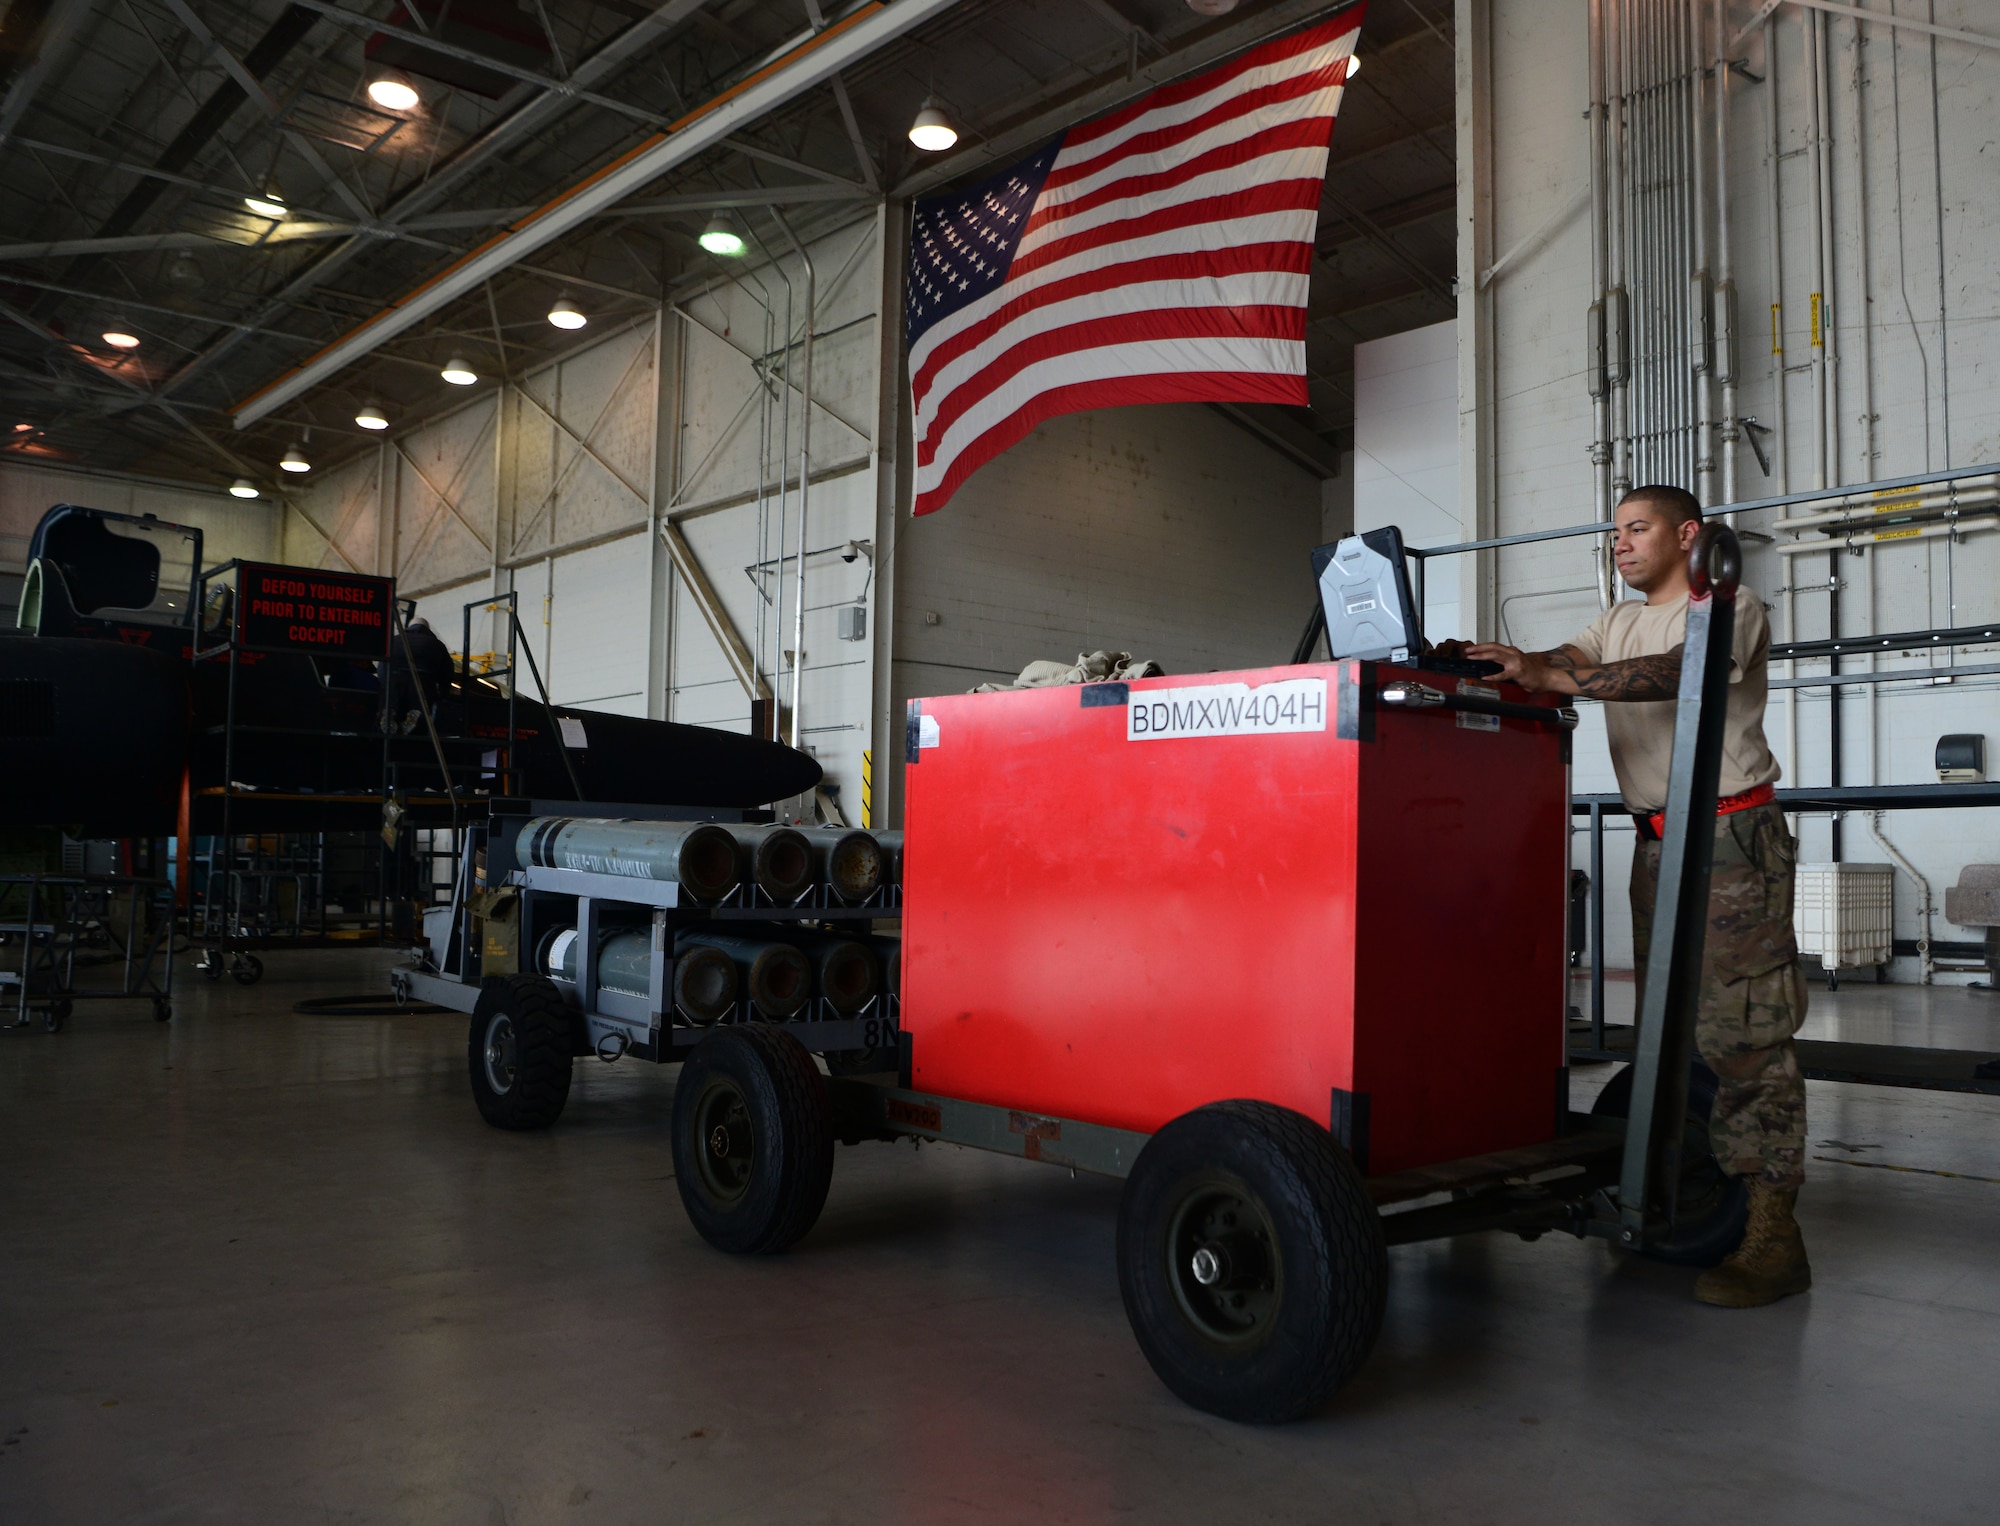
[1456,680,1501,733]
[1127,678,1327,741]
[917,713,940,749]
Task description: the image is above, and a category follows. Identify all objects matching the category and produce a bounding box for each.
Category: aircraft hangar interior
[2,0,1996,1518]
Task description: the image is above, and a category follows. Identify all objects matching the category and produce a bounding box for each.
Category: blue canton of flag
[905,138,1063,353]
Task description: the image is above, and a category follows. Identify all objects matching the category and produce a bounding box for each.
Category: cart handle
[1378,681,1580,731]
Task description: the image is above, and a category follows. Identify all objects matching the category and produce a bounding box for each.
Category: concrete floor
[4,953,1999,1524]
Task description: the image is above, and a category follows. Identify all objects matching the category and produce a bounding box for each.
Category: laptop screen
[1311,527,1422,664]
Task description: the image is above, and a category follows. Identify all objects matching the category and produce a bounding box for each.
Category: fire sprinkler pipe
[1714,0,1740,509]
[770,207,815,752]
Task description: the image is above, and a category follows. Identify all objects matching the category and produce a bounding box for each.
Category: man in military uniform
[1463,484,1810,1308]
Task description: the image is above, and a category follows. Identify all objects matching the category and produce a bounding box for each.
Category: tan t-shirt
[1567,592,1782,812]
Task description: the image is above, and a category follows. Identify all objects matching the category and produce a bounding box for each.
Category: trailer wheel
[1592,1060,1748,1267]
[1118,1100,1386,1424]
[468,975,574,1130]
[671,1024,833,1255]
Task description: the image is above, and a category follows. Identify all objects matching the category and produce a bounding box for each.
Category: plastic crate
[1794,862,1895,970]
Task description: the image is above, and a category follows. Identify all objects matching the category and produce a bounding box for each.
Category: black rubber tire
[200,955,223,982]
[230,953,263,986]
[671,1024,834,1255]
[468,974,574,1130]
[1117,1100,1387,1424]
[1592,1060,1748,1267]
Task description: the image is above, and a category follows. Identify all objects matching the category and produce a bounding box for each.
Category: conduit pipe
[1774,515,2000,554]
[1689,0,1714,503]
[1868,811,1935,984]
[1775,482,2000,534]
[1805,5,1830,491]
[1587,0,1615,608]
[1714,0,1739,507]
[769,207,814,752]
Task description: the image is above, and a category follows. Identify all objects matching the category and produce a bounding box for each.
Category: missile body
[517,817,740,903]
[730,824,815,903]
[677,931,813,1020]
[801,828,886,902]
[543,925,738,1024]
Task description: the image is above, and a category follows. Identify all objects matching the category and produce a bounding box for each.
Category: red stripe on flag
[916,304,1306,469]
[1038,68,1343,200]
[1006,178,1325,282]
[1060,9,1365,154]
[912,371,1309,516]
[912,242,1312,402]
[1029,117,1337,241]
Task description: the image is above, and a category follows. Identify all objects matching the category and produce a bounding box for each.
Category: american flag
[906,7,1365,517]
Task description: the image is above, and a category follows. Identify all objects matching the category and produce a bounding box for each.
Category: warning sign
[235,563,394,658]
[1127,678,1328,741]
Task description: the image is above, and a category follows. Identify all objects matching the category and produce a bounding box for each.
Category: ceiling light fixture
[229,478,260,499]
[440,357,478,385]
[698,214,745,257]
[244,179,287,219]
[355,403,389,430]
[1185,0,1241,14]
[280,442,311,473]
[166,251,205,291]
[907,99,957,152]
[366,70,420,112]
[547,293,587,330]
[101,326,141,349]
[1344,53,1361,79]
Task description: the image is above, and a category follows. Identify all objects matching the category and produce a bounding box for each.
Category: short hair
[1619,484,1703,528]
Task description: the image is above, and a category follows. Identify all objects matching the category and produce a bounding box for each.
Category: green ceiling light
[698,213,745,257]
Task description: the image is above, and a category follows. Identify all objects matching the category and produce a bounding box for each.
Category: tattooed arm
[1461,641,1683,701]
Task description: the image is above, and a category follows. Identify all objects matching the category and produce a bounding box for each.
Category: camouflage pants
[1630,801,1809,1188]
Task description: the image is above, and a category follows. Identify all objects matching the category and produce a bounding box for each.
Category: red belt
[1642,781,1774,840]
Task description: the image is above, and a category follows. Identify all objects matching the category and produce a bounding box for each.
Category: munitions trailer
[398,529,1750,1424]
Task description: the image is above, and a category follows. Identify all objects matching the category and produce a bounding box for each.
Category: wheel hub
[693,1080,755,1203]
[1167,1185,1281,1343]
[482,1013,518,1095]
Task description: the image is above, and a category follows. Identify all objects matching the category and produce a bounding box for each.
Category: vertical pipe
[1608,0,1631,501]
[1849,13,1874,482]
[771,208,816,753]
[1588,0,1615,607]
[1715,0,1739,508]
[1689,0,1711,501]
[1764,18,1788,499]
[1804,7,1828,491]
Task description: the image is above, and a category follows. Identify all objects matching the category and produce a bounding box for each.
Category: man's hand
[1463,641,1684,701]
[1464,642,1569,694]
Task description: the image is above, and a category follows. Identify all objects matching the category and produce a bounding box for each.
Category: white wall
[282,212,889,823]
[3,460,278,585]
[1464,0,2000,979]
[888,400,1327,811]
[1353,319,1461,641]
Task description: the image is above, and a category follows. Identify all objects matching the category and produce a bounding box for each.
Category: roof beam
[232,0,958,429]
[0,0,100,149]
[155,0,715,405]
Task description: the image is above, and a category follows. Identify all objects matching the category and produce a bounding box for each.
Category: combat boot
[1695,1180,1811,1307]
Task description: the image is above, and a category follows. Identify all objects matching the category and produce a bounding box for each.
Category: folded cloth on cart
[971,650,1164,693]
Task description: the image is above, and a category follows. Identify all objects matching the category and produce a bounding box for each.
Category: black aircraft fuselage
[3,504,821,837]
